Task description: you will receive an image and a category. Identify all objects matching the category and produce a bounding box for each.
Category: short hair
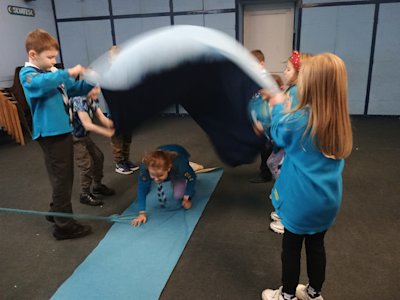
[143,150,177,171]
[271,74,284,89]
[251,49,265,63]
[25,28,59,53]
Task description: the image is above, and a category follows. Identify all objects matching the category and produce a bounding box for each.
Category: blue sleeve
[136,163,152,211]
[173,156,197,197]
[270,104,308,149]
[64,78,94,97]
[20,67,70,97]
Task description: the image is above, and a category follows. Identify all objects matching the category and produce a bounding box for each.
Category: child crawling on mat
[131,144,197,226]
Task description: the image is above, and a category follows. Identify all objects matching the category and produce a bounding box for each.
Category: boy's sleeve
[136,163,152,211]
[20,67,70,97]
[65,78,94,97]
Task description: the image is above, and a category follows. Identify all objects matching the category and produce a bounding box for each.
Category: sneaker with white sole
[270,220,284,234]
[262,286,297,300]
[296,284,324,300]
[115,162,133,175]
[270,211,281,221]
[124,160,139,171]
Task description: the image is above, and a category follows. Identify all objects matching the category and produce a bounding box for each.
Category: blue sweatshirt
[136,144,197,211]
[270,103,344,235]
[20,64,93,139]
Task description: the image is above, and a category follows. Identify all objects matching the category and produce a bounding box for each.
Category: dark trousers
[259,140,273,175]
[73,135,104,194]
[111,133,132,163]
[282,229,326,295]
[37,133,75,229]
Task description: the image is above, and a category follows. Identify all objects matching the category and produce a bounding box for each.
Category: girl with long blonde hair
[262,53,352,300]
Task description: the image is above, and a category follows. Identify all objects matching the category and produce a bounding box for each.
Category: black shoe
[92,184,115,196]
[249,173,272,183]
[53,222,92,240]
[45,215,55,223]
[80,193,103,206]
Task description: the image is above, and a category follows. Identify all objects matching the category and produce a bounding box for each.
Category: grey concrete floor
[1,115,399,300]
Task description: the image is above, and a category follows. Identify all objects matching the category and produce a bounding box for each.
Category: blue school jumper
[270,103,344,235]
[136,144,196,211]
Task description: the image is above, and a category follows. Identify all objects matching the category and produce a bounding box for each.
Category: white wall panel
[112,0,169,15]
[300,5,374,114]
[204,13,235,38]
[114,17,170,44]
[54,0,109,19]
[58,20,113,68]
[368,3,400,115]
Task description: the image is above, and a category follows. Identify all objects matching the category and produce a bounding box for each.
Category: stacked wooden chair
[0,90,26,145]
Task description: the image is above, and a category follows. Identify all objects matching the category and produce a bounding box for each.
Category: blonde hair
[143,150,177,171]
[25,28,59,53]
[296,53,353,159]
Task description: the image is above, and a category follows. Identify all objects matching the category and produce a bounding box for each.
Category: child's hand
[68,64,85,78]
[253,120,264,136]
[182,196,192,209]
[132,213,147,226]
[269,92,285,107]
[104,127,115,138]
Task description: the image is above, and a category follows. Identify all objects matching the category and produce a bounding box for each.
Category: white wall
[0,0,57,87]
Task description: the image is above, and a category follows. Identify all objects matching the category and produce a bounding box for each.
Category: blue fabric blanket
[52,169,223,300]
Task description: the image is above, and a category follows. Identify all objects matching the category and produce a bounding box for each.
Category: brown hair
[143,150,178,170]
[25,28,59,53]
[271,74,284,89]
[296,53,353,159]
[251,49,265,63]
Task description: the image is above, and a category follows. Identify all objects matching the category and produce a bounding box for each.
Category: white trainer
[270,211,281,221]
[262,286,298,300]
[296,284,324,300]
[270,220,284,234]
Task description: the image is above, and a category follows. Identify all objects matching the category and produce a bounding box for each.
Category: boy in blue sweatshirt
[20,28,96,240]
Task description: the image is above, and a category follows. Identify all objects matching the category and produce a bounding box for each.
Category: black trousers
[259,140,273,175]
[37,133,75,229]
[282,229,326,295]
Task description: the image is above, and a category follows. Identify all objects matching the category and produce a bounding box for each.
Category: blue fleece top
[136,144,197,211]
[270,102,344,235]
[19,65,94,139]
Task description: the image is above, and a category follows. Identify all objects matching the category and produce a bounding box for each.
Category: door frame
[236,0,301,50]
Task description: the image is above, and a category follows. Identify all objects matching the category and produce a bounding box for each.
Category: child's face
[29,48,58,71]
[283,61,298,86]
[148,166,170,183]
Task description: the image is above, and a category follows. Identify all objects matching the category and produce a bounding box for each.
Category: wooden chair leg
[11,103,25,145]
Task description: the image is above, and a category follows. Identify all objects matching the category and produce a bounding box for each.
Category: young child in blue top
[131,144,197,226]
[268,51,313,235]
[20,28,96,240]
[70,86,115,206]
[259,53,353,300]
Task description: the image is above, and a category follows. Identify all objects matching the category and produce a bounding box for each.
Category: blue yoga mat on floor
[52,169,223,300]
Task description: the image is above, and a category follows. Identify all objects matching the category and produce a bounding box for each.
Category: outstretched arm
[78,111,114,137]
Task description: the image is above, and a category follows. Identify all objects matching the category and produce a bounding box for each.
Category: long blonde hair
[296,53,353,159]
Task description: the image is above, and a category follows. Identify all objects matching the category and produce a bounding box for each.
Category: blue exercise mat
[52,169,223,300]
